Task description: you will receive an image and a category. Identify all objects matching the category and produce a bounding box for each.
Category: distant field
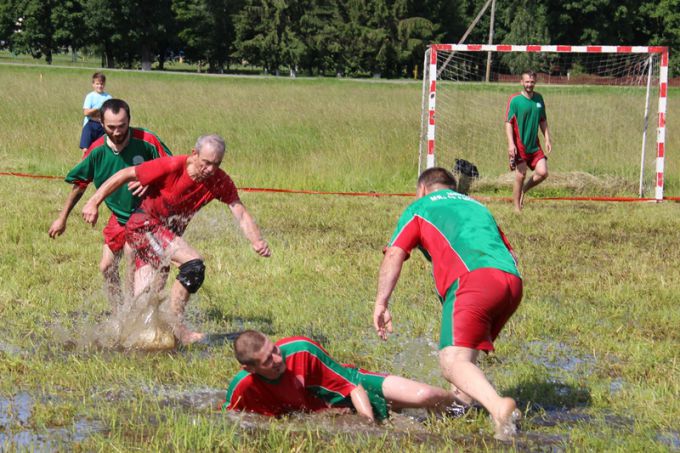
[0,63,679,451]
[0,63,677,197]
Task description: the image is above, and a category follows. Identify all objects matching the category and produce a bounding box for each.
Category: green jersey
[506,92,547,154]
[389,189,519,298]
[65,128,171,224]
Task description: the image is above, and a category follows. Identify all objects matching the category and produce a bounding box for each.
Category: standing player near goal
[505,70,552,212]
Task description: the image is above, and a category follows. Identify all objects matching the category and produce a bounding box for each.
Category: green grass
[0,63,679,451]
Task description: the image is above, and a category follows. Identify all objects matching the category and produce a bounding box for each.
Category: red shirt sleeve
[135,156,179,187]
[389,216,422,256]
[497,225,514,253]
[226,376,278,416]
[213,172,241,205]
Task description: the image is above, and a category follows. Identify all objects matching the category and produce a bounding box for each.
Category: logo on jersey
[132,155,144,165]
[537,103,542,108]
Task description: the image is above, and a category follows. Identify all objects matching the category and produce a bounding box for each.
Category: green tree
[640,0,680,73]
[173,0,242,72]
[499,0,553,74]
[12,0,57,64]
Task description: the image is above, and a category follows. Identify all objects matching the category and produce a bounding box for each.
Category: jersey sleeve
[215,173,241,205]
[505,95,518,122]
[133,128,173,158]
[289,338,357,403]
[387,207,421,256]
[224,372,278,416]
[65,151,96,188]
[135,156,178,187]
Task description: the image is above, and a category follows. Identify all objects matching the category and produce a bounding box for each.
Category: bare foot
[175,325,206,345]
[493,397,521,441]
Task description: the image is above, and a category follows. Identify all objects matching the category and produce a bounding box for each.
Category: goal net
[419,44,669,200]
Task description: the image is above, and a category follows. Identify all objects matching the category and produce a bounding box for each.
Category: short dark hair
[521,70,537,79]
[92,72,106,83]
[417,167,457,190]
[100,98,130,122]
[234,330,267,366]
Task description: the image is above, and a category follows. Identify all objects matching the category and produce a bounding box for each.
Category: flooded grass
[1,158,679,449]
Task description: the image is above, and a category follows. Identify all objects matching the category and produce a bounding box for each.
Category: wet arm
[350,385,375,422]
[228,201,271,257]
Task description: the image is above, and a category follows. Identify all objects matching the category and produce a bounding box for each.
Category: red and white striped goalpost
[420,44,669,201]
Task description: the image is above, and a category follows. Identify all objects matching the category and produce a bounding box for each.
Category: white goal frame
[420,44,669,200]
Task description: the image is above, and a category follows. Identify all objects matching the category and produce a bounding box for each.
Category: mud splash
[55,278,179,352]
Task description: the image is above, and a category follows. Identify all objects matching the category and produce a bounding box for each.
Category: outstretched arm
[81,166,138,226]
[373,246,408,340]
[48,184,87,238]
[228,201,271,257]
[540,119,552,154]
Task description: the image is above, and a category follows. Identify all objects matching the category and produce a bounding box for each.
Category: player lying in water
[224,330,463,422]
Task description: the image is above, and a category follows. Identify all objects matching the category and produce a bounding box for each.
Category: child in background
[80,72,112,154]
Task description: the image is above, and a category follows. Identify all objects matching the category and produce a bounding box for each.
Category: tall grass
[0,63,677,195]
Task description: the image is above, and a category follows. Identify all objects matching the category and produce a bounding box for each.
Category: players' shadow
[506,378,592,411]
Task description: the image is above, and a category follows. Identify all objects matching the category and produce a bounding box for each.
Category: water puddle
[524,340,596,379]
[656,431,680,451]
[0,392,105,452]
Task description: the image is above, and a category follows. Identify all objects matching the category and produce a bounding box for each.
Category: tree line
[0,0,678,77]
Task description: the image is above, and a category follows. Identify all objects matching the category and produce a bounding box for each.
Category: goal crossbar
[421,44,669,200]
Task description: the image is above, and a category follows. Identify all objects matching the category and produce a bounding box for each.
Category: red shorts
[515,147,546,171]
[440,268,523,351]
[102,214,126,253]
[125,212,178,268]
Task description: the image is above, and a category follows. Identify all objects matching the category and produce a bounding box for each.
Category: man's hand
[48,218,66,238]
[252,239,271,257]
[127,180,148,197]
[545,139,552,154]
[373,303,393,341]
[81,201,100,226]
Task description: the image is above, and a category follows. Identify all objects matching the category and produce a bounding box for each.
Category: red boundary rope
[2,171,679,202]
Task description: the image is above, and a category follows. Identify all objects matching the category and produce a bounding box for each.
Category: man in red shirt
[225,330,461,422]
[81,134,271,344]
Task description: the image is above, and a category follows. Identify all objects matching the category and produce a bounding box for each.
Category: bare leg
[123,243,136,300]
[450,383,475,406]
[167,238,205,345]
[133,264,170,296]
[440,346,520,440]
[381,375,468,413]
[522,158,548,197]
[512,163,528,212]
[100,245,123,315]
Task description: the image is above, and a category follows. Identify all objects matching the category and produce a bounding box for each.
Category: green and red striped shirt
[506,92,547,154]
[389,189,520,298]
[65,127,172,224]
[225,336,387,418]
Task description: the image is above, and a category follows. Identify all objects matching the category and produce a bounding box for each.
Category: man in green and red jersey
[372,167,523,440]
[80,134,271,345]
[505,70,553,212]
[224,330,460,422]
[49,99,171,313]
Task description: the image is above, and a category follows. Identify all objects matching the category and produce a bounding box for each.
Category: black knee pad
[177,259,205,294]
